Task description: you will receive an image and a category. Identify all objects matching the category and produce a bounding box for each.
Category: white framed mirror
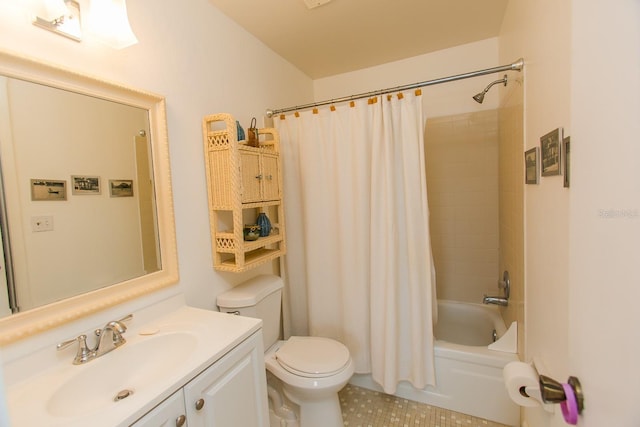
[0,49,178,345]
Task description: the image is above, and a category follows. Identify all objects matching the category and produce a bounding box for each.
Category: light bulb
[88,0,138,49]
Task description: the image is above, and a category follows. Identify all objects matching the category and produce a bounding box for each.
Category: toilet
[217,275,354,427]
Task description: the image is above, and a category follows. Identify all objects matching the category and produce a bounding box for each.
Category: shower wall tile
[425,98,524,359]
[425,110,500,304]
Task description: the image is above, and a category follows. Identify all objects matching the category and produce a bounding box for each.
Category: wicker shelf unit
[202,113,286,272]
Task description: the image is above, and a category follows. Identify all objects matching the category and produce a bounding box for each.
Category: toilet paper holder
[537,374,584,414]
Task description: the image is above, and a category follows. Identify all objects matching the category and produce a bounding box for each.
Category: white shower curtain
[275,91,436,394]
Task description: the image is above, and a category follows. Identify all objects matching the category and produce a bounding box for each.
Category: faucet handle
[57,334,94,364]
[57,336,80,351]
[109,323,127,348]
[118,313,133,323]
[498,270,511,299]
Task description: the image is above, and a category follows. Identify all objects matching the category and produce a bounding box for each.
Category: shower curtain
[274,91,436,394]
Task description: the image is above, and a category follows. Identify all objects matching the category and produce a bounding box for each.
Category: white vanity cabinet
[184,330,268,426]
[131,330,268,427]
[5,305,267,427]
[130,390,187,427]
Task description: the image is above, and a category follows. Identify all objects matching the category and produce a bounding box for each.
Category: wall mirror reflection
[0,50,178,344]
[0,76,160,317]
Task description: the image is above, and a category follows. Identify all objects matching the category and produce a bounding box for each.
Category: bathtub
[350,300,520,426]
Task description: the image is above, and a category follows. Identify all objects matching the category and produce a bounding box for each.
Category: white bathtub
[350,300,520,426]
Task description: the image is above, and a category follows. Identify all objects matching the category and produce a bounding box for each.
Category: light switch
[31,215,54,232]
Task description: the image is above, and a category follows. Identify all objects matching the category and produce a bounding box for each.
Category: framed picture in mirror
[109,179,134,197]
[71,175,101,195]
[30,179,67,201]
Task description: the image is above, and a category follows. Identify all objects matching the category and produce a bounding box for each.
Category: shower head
[472,74,508,104]
[472,92,486,104]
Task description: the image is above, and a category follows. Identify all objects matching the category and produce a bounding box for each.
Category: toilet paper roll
[503,361,541,407]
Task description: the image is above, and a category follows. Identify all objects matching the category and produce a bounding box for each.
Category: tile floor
[339,384,511,427]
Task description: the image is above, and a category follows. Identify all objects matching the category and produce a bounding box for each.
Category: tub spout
[483,271,511,306]
[483,295,508,306]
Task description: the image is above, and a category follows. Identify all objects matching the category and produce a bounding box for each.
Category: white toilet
[217,275,354,427]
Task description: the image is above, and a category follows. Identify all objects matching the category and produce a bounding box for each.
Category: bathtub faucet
[482,295,508,306]
[483,270,510,307]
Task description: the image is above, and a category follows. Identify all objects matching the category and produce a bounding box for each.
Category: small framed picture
[109,179,134,197]
[563,136,571,188]
[71,175,101,195]
[524,147,540,184]
[30,179,67,201]
[540,128,563,176]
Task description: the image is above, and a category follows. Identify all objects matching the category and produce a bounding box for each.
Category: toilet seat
[276,336,350,378]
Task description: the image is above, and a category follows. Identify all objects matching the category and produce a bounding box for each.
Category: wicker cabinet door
[261,153,280,201]
[240,150,262,203]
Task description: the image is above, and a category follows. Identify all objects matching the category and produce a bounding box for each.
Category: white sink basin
[46,332,197,417]
[6,306,263,427]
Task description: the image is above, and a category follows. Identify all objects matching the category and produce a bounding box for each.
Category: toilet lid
[276,336,350,378]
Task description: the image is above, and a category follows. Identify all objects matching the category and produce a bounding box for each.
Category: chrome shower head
[472,92,486,103]
[472,74,508,104]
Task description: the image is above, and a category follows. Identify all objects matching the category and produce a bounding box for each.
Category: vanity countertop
[5,306,262,427]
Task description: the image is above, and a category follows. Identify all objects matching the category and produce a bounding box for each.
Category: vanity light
[87,0,138,49]
[32,0,82,42]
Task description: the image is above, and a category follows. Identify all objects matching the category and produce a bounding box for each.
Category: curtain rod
[266,58,524,117]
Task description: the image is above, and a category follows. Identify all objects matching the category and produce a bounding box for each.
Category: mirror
[0,50,178,345]
[0,76,159,313]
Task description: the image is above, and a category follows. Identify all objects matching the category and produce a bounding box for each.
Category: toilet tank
[217,275,283,350]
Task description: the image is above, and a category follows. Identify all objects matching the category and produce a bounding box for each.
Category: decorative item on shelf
[247,117,259,147]
[256,213,271,237]
[243,224,261,241]
[236,120,245,141]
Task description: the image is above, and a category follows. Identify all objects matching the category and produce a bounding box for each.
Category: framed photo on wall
[540,128,563,176]
[71,175,101,195]
[524,147,539,184]
[30,179,67,201]
[109,179,134,197]
[563,136,571,188]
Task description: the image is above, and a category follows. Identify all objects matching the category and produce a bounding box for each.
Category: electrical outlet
[31,215,54,232]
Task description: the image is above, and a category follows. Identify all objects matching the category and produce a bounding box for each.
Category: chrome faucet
[482,295,509,306]
[483,271,510,307]
[94,318,129,357]
[57,314,132,364]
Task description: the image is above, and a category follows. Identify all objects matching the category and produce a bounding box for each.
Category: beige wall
[314,38,502,118]
[500,1,640,426]
[498,79,524,356]
[499,1,572,425]
[0,0,314,315]
[425,110,499,304]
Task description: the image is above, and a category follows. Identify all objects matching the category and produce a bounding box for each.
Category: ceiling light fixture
[87,0,138,49]
[32,0,82,42]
